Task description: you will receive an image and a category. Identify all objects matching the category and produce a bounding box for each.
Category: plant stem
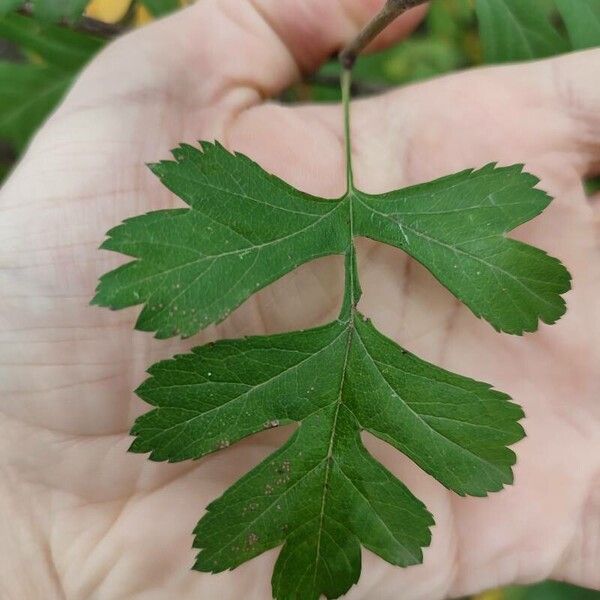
[339,67,362,317]
[339,0,428,69]
[342,68,354,193]
[307,73,390,96]
[340,0,426,316]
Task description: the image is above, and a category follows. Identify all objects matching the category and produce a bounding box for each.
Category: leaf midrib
[312,322,353,586]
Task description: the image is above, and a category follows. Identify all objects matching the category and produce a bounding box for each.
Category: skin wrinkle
[0,471,67,600]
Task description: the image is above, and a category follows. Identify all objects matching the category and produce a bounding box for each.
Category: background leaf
[0,12,103,69]
[556,0,600,50]
[32,0,89,22]
[0,0,89,22]
[492,580,600,599]
[0,0,22,16]
[476,0,568,63]
[140,0,179,17]
[0,12,102,151]
[0,62,69,151]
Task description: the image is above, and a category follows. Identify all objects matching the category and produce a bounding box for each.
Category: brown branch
[339,0,428,69]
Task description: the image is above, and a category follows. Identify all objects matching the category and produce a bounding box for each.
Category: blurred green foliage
[476,0,569,62]
[0,0,178,21]
[496,580,600,600]
[285,0,478,102]
[0,2,598,596]
[556,0,600,50]
[0,12,104,153]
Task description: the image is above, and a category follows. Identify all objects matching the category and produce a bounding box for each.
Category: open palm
[1,1,599,598]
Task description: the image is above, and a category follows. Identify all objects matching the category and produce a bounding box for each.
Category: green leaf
[0,62,70,151]
[504,580,600,600]
[0,12,103,70]
[556,0,600,50]
[130,310,523,599]
[476,0,569,63]
[94,148,569,337]
[0,13,103,151]
[95,61,572,599]
[140,0,180,17]
[92,142,350,338]
[32,0,88,22]
[0,0,88,21]
[0,0,23,16]
[353,163,571,334]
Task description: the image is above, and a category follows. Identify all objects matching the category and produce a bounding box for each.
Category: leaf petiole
[339,67,361,319]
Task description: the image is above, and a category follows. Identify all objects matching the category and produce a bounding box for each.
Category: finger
[71,0,425,107]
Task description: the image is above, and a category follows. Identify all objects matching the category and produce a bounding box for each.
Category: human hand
[1,1,599,598]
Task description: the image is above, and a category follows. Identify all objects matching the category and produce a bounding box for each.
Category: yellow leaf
[85,0,132,23]
[134,3,153,26]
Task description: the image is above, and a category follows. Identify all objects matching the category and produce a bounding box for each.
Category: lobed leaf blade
[130,311,524,598]
[348,315,525,496]
[96,141,572,598]
[92,143,350,338]
[353,164,571,334]
[130,322,348,460]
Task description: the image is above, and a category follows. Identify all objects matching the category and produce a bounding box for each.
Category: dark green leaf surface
[131,312,523,599]
[95,149,569,337]
[476,0,568,63]
[92,143,350,338]
[556,0,600,50]
[354,164,571,334]
[96,138,570,598]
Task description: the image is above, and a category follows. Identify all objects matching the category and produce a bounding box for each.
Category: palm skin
[1,1,599,598]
